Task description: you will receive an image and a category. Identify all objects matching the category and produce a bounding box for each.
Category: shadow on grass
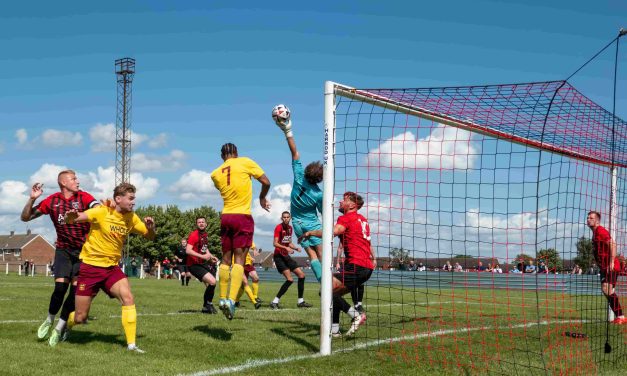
[192,325,233,341]
[256,319,319,352]
[68,330,126,346]
[178,309,202,314]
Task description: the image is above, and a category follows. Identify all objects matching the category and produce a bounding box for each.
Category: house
[0,230,55,270]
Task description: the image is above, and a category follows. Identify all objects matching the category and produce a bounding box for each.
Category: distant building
[0,230,55,267]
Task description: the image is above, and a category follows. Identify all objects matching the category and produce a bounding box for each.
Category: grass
[1,274,627,375]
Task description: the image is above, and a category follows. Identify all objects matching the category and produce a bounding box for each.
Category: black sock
[181,276,185,286]
[48,282,69,315]
[60,284,76,321]
[608,293,624,317]
[297,278,305,299]
[357,285,364,303]
[334,295,351,314]
[204,285,215,306]
[276,280,293,299]
[186,276,190,286]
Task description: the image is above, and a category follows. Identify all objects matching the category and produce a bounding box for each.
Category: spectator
[23,260,29,276]
[130,258,138,277]
[485,263,494,272]
[454,262,463,272]
[442,260,452,271]
[525,260,537,274]
[418,262,426,272]
[407,260,417,271]
[162,257,172,279]
[493,264,503,273]
[537,260,548,274]
[143,258,151,278]
[571,264,582,275]
[476,261,486,272]
[154,260,161,278]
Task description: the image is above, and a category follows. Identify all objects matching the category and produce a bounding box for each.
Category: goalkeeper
[274,107,324,282]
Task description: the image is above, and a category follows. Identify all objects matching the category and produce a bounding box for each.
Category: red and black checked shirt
[186,229,209,266]
[274,224,293,257]
[35,191,98,250]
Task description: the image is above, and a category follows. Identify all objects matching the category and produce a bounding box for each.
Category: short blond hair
[57,170,76,188]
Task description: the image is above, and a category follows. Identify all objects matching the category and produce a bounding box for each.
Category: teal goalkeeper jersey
[290,159,323,223]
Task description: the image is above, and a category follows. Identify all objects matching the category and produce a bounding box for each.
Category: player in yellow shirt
[211,143,271,319]
[64,183,156,353]
[234,242,262,309]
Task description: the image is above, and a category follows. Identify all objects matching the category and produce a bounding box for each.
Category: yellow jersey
[79,206,149,267]
[211,157,264,215]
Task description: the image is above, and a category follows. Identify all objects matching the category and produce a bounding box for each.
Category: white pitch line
[0,319,39,324]
[179,319,588,376]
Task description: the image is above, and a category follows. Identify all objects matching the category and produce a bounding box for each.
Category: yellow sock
[252,281,259,299]
[236,286,245,303]
[121,305,137,346]
[219,264,231,300]
[67,311,75,330]
[228,264,244,301]
[244,285,257,304]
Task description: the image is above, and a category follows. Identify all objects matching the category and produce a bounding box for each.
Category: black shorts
[601,270,619,286]
[53,248,81,279]
[334,263,372,290]
[274,254,300,274]
[189,264,215,281]
[178,264,189,273]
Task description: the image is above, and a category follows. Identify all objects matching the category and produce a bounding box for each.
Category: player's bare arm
[64,209,88,224]
[20,183,44,221]
[185,244,212,262]
[257,174,272,211]
[299,224,346,241]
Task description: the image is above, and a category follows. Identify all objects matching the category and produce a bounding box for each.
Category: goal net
[321,80,627,374]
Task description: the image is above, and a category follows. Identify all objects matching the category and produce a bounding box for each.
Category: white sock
[128,343,136,349]
[356,302,362,307]
[331,323,340,333]
[347,307,359,319]
[55,319,66,331]
[298,298,304,304]
[272,297,280,304]
[47,314,55,323]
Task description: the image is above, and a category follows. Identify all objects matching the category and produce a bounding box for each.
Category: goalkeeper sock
[228,264,244,301]
[121,305,137,346]
[218,264,231,300]
[252,281,259,299]
[311,259,322,282]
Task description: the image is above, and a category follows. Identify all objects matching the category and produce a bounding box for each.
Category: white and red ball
[272,104,291,123]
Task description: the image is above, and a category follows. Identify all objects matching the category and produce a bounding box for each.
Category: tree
[389,247,410,268]
[574,237,594,271]
[511,253,534,268]
[454,254,471,259]
[128,205,221,261]
[537,248,562,272]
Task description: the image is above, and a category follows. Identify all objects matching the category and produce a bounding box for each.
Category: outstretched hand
[144,217,155,230]
[65,209,79,224]
[260,197,271,212]
[100,198,116,208]
[30,183,44,200]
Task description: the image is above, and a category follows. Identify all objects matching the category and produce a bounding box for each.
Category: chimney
[9,231,14,237]
[27,229,32,235]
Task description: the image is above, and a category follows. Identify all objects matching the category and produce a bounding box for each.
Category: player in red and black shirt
[587,210,626,324]
[20,169,100,344]
[269,211,312,309]
[301,192,376,337]
[186,216,219,314]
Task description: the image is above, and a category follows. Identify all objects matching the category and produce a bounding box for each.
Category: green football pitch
[1,274,626,375]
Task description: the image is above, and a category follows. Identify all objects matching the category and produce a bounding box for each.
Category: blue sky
[0,1,625,256]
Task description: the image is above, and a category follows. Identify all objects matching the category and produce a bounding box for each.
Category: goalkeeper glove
[275,118,293,138]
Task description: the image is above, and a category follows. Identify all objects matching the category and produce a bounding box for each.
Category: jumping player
[211,142,271,319]
[270,211,312,309]
[186,216,219,313]
[587,211,626,324]
[65,183,156,352]
[20,170,100,346]
[274,112,324,281]
[301,192,375,336]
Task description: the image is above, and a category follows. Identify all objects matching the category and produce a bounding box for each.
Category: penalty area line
[178,318,586,376]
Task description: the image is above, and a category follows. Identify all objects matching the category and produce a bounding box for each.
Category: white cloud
[40,129,83,147]
[148,133,168,149]
[29,163,69,188]
[80,166,159,200]
[252,183,292,226]
[0,214,57,245]
[132,149,186,172]
[366,124,479,170]
[169,169,219,201]
[89,123,167,152]
[0,180,29,214]
[15,128,28,145]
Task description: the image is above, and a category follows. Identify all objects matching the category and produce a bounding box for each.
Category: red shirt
[274,224,293,256]
[337,211,373,270]
[593,226,619,270]
[35,191,97,250]
[186,229,209,266]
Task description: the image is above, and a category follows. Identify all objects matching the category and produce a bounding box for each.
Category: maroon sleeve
[81,191,99,209]
[34,195,52,215]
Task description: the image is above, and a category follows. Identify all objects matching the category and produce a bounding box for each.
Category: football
[271,104,291,123]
